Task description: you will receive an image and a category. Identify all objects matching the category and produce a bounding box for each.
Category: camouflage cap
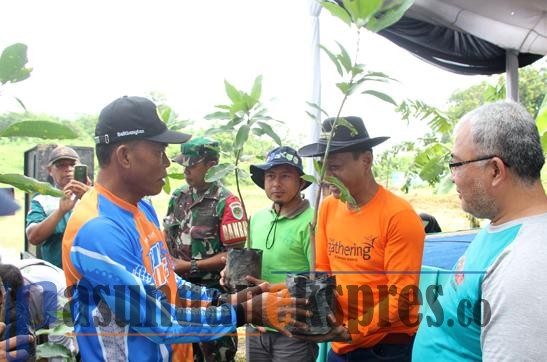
[173,137,220,167]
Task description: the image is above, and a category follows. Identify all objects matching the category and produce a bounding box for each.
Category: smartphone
[74,164,88,183]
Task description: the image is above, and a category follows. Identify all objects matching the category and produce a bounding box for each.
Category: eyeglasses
[448,155,509,171]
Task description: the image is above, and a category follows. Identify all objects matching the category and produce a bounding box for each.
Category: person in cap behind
[245,146,319,361]
[298,117,425,361]
[62,96,308,362]
[164,137,247,362]
[26,145,90,269]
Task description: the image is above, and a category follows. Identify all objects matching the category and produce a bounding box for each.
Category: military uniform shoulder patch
[229,202,244,220]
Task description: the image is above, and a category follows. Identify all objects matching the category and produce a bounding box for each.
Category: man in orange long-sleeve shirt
[299,116,425,361]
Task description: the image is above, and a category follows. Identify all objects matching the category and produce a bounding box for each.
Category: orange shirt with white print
[316,185,425,354]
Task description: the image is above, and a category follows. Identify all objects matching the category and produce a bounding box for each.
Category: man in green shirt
[26,145,89,268]
[247,146,318,361]
[164,137,247,362]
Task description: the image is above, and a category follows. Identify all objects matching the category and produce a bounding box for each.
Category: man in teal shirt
[247,146,318,361]
[26,145,89,268]
[413,101,547,360]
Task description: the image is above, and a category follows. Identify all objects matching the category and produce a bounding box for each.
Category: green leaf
[230,100,249,115]
[335,117,358,136]
[536,94,547,134]
[366,0,414,33]
[240,155,254,162]
[211,123,240,135]
[14,96,27,111]
[0,173,64,197]
[243,93,259,113]
[167,119,191,131]
[320,1,352,26]
[418,156,446,184]
[205,163,236,183]
[236,167,250,179]
[204,111,231,120]
[306,111,318,122]
[0,120,79,139]
[362,71,398,83]
[250,75,263,102]
[428,113,454,135]
[256,121,282,145]
[437,173,455,194]
[336,82,352,95]
[351,63,365,77]
[252,108,273,121]
[234,124,250,150]
[167,172,185,180]
[162,176,171,194]
[157,104,175,124]
[343,0,383,28]
[36,343,73,360]
[414,143,449,167]
[320,45,343,77]
[227,116,245,128]
[541,132,547,152]
[325,175,358,209]
[301,174,318,184]
[361,90,397,106]
[0,43,32,84]
[251,127,266,137]
[35,323,74,337]
[335,41,352,74]
[337,80,366,96]
[224,79,243,104]
[306,101,329,117]
[313,159,323,175]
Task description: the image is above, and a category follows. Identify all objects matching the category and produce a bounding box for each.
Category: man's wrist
[52,208,67,219]
[190,259,200,276]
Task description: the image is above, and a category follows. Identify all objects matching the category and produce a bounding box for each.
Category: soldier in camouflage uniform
[164,137,247,362]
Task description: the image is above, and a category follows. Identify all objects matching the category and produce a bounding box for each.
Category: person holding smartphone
[26,145,90,268]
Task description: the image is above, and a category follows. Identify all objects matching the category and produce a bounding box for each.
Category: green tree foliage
[448,64,547,119]
[0,43,79,196]
[393,63,546,193]
[203,76,283,247]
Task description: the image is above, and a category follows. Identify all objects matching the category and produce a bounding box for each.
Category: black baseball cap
[94,96,191,145]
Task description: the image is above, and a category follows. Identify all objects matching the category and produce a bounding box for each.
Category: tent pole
[306,0,322,208]
[506,50,519,102]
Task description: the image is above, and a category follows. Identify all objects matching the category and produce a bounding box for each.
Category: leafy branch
[303,0,413,274]
[204,75,282,249]
[0,43,80,196]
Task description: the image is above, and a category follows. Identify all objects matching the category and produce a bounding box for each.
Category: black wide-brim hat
[250,146,312,190]
[298,116,389,157]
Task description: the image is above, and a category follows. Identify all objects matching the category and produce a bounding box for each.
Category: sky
[0,0,494,151]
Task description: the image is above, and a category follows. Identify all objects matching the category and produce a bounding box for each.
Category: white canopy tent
[380,0,547,100]
[305,0,546,203]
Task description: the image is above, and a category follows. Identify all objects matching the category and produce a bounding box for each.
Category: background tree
[394,62,546,192]
[447,64,546,119]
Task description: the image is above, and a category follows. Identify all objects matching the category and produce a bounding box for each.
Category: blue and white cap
[249,146,311,190]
